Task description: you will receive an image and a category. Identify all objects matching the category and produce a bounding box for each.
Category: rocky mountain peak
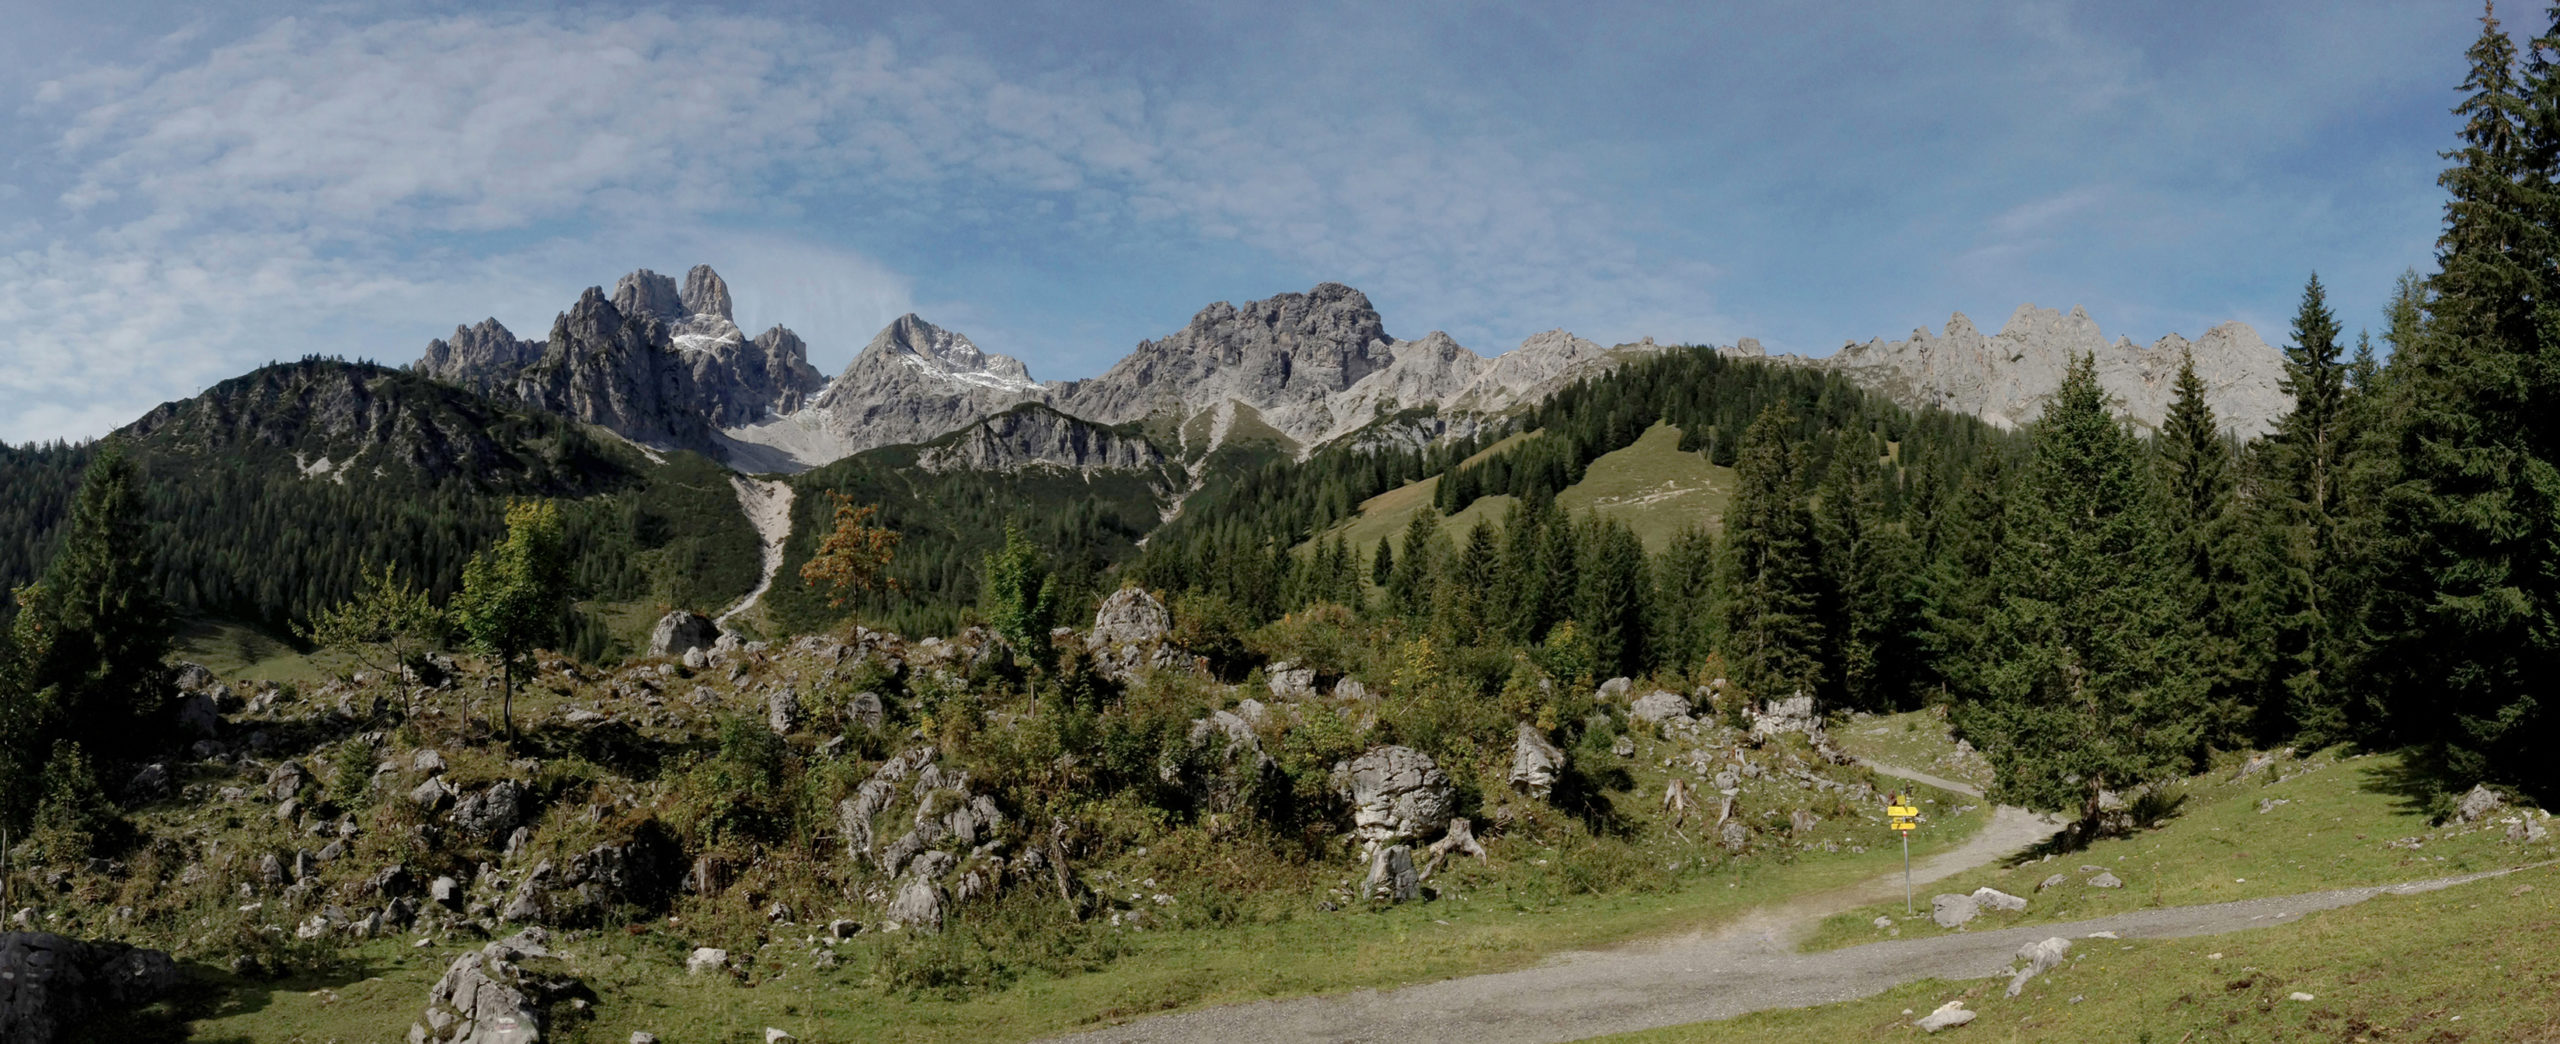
[859,314,1036,387]
[610,270,686,322]
[682,265,733,321]
[1056,283,1397,433]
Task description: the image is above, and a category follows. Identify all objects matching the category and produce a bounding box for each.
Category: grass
[1829,709,1995,792]
[167,685,1993,1044]
[1308,422,1736,561]
[170,617,339,685]
[1602,859,2560,1043]
[1552,423,1735,553]
[191,798,1989,1044]
[1802,746,2559,952]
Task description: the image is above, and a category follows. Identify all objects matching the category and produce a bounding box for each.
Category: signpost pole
[1903,829,1911,915]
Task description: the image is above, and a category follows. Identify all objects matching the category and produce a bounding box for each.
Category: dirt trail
[715,477,793,628]
[1039,766,2527,1044]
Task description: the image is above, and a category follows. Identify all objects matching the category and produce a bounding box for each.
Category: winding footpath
[1043,762,2534,1044]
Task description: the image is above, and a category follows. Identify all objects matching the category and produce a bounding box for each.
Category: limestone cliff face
[1779,304,2287,437]
[915,404,1167,476]
[1055,283,1398,439]
[725,314,1046,469]
[412,264,823,457]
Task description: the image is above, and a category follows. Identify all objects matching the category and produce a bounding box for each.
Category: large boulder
[1507,723,1565,799]
[1748,693,1821,740]
[2456,784,2505,824]
[1628,690,1693,725]
[0,933,180,1044]
[1930,892,1980,929]
[1184,710,1273,812]
[451,781,534,843]
[647,611,719,659]
[411,929,581,1044]
[2007,936,2072,997]
[1085,587,1181,682]
[1330,746,1454,846]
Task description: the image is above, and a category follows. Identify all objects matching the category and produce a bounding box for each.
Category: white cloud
[3,7,1733,441]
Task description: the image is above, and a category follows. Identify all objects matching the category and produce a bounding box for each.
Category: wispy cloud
[0,8,1730,441]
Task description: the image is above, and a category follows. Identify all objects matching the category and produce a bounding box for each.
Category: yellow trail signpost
[1887,794,1920,913]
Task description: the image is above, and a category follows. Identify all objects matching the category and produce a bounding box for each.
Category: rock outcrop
[0,933,180,1044]
[1331,746,1454,847]
[1086,587,1183,683]
[410,927,583,1044]
[647,610,718,659]
[1773,304,2287,438]
[730,314,1049,468]
[915,405,1166,475]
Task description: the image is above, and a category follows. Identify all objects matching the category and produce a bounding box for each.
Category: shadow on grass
[1998,788,2189,865]
[62,955,386,1044]
[2355,747,2453,821]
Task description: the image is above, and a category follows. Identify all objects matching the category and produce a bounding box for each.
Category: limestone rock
[2007,936,2071,997]
[845,691,885,731]
[2456,784,2505,824]
[1915,1000,1976,1032]
[1185,709,1273,812]
[648,611,718,659]
[2036,873,2067,893]
[1931,892,1980,929]
[1330,746,1455,846]
[2087,871,2124,889]
[1507,723,1566,799]
[686,948,727,976]
[886,877,945,933]
[1747,693,1820,740]
[0,932,180,1044]
[410,928,573,1044]
[1085,587,1182,682]
[766,689,803,735]
[1628,690,1692,725]
[450,781,533,843]
[1971,887,2027,912]
[1362,844,1420,902]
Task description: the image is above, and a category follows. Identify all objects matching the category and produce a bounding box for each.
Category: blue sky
[0,1,2482,443]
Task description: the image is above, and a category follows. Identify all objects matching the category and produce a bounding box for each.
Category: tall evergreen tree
[2155,346,2264,745]
[1813,446,1918,710]
[1955,355,2206,832]
[2264,274,2358,744]
[9,442,173,760]
[1911,449,2010,703]
[2372,4,2560,802]
[1717,405,1825,704]
[1575,519,1652,679]
[1652,525,1718,674]
[1387,509,1442,622]
[1371,535,1395,590]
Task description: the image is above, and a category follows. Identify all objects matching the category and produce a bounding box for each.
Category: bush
[26,741,121,863]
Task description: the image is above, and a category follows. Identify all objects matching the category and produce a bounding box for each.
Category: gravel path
[1040,764,2531,1044]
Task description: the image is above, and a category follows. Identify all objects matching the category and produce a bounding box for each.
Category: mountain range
[1746,304,2288,438]
[415,265,2291,476]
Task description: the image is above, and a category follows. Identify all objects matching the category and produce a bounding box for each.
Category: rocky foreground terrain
[0,590,1926,1043]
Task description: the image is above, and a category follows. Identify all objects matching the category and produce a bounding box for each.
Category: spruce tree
[2264,274,2357,745]
[1387,509,1442,621]
[1652,525,1717,674]
[1575,519,1651,678]
[2371,4,2560,802]
[1371,535,1395,591]
[2156,345,2265,745]
[1955,355,2205,833]
[10,442,173,759]
[1814,446,1919,711]
[1716,405,1825,704]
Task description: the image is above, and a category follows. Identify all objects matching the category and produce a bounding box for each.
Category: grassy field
[1310,422,1735,562]
[1605,859,2560,1043]
[186,804,1991,1044]
[1803,746,2558,952]
[170,618,338,685]
[1829,709,1996,792]
[1553,423,1734,553]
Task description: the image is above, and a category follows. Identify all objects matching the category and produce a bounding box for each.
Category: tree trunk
[501,656,516,744]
